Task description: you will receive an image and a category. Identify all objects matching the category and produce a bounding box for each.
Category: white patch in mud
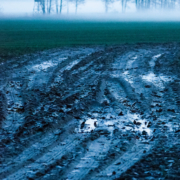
[28,58,68,88]
[76,119,98,133]
[122,113,152,136]
[33,61,57,71]
[53,59,81,85]
[30,57,67,72]
[122,71,134,84]
[126,59,135,69]
[153,54,162,59]
[142,72,173,88]
[165,122,174,132]
[165,122,180,132]
[99,112,152,137]
[77,61,93,72]
[132,56,138,60]
[149,54,161,68]
[134,120,152,136]
[65,60,80,71]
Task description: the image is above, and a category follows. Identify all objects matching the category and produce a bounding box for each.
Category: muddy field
[0,44,180,180]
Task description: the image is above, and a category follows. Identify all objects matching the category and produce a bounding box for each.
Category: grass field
[1,19,180,59]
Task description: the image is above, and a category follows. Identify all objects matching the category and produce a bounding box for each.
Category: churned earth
[0,44,180,180]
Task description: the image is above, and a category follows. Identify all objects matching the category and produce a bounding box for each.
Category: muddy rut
[0,44,180,180]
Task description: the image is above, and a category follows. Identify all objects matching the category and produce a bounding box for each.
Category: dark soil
[0,44,180,180]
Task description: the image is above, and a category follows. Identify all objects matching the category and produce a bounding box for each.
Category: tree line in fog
[33,0,180,14]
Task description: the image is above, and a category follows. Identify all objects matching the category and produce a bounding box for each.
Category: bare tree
[47,0,52,13]
[33,0,180,15]
[0,3,1,9]
[121,0,127,12]
[135,0,152,10]
[67,0,69,14]
[41,0,46,13]
[135,0,180,10]
[56,0,58,13]
[102,0,114,13]
[60,0,63,13]
[70,0,85,13]
[34,0,46,14]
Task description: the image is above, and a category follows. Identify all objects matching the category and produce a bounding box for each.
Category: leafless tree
[34,0,62,14]
[34,0,180,14]
[34,0,46,14]
[60,0,63,13]
[47,0,52,13]
[121,0,127,12]
[56,0,58,13]
[70,0,85,13]
[0,3,2,12]
[135,0,180,10]
[102,0,114,13]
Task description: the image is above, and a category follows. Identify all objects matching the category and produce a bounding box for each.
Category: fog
[0,0,180,21]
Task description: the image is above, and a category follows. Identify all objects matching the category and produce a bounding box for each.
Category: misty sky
[1,0,34,14]
[0,0,136,14]
[0,0,180,20]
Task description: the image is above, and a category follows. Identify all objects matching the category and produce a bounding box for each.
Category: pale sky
[0,0,136,15]
[0,0,179,18]
[1,0,34,14]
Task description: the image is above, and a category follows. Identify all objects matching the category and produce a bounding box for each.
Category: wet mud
[0,44,180,180]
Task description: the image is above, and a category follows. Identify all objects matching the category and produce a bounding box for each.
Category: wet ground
[0,44,180,180]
